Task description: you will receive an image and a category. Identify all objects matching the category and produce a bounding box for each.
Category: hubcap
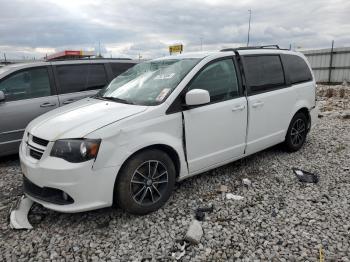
[290,118,306,146]
[130,160,169,206]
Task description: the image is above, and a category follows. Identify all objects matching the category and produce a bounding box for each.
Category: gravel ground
[0,86,349,261]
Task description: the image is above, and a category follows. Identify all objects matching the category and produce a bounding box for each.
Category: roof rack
[221,45,289,52]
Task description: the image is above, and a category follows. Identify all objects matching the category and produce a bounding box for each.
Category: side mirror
[185,89,210,106]
[0,91,5,102]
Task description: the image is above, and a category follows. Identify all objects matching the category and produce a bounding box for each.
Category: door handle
[40,102,56,108]
[232,105,245,112]
[252,101,264,108]
[63,99,76,105]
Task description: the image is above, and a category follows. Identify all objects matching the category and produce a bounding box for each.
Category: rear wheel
[284,112,308,152]
[115,149,176,215]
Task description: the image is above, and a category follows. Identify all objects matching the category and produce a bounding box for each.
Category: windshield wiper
[97,96,134,105]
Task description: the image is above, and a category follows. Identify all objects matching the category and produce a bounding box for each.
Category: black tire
[284,112,308,152]
[115,149,176,215]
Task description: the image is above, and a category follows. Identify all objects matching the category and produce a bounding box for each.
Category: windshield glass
[96,58,201,106]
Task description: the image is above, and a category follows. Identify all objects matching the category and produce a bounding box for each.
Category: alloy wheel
[130,160,169,206]
[290,118,306,147]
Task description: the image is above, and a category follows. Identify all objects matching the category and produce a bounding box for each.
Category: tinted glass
[56,64,107,94]
[0,67,51,102]
[188,59,239,103]
[87,64,108,90]
[283,55,312,84]
[244,55,285,94]
[110,63,135,77]
[56,64,88,94]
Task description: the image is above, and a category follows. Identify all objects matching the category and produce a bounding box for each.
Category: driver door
[183,58,247,173]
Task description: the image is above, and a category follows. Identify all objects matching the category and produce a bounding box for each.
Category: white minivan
[19,46,318,214]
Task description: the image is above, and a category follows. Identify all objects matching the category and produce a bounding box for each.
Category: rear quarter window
[244,55,285,95]
[282,54,313,84]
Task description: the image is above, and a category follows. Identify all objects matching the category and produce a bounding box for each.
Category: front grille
[32,136,49,147]
[23,176,74,205]
[29,149,43,160]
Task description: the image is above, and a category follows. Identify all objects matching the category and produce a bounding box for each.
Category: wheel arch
[112,143,181,205]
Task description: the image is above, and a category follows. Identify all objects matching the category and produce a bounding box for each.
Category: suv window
[187,59,239,103]
[0,67,51,102]
[110,63,135,76]
[56,64,107,94]
[244,55,285,94]
[283,55,312,84]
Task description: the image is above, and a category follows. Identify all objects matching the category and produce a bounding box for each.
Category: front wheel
[115,149,176,215]
[284,112,308,152]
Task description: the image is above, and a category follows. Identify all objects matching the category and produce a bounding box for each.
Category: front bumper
[19,140,119,213]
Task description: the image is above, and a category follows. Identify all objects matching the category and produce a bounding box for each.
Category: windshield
[96,58,201,106]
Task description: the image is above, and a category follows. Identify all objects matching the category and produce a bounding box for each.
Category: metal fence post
[328,40,334,84]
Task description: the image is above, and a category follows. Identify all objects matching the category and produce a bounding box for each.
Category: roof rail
[221,45,289,52]
[45,57,133,62]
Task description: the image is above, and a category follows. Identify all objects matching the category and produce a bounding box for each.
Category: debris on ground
[217,184,228,193]
[185,220,203,245]
[225,193,244,200]
[292,168,319,183]
[242,178,252,187]
[9,195,34,230]
[195,204,214,221]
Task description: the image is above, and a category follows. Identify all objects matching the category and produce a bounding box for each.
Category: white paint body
[19,49,318,212]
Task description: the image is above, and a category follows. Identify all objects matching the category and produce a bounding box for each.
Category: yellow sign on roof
[169,44,183,54]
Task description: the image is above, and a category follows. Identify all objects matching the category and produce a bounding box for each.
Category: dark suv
[0,59,138,156]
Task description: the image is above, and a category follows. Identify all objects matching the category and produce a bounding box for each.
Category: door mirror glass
[185,89,210,106]
[0,90,5,102]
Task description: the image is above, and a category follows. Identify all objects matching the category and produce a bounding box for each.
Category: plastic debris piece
[10,195,34,230]
[242,178,252,186]
[226,193,244,200]
[195,204,214,221]
[292,168,319,183]
[185,220,203,244]
[195,210,205,221]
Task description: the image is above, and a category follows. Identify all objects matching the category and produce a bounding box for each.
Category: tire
[115,149,176,215]
[284,112,308,152]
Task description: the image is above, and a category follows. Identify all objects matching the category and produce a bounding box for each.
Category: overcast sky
[0,0,349,59]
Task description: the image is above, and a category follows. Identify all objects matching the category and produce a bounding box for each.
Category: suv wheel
[284,112,308,152]
[115,149,176,215]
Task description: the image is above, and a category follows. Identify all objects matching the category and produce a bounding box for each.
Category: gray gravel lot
[0,86,349,261]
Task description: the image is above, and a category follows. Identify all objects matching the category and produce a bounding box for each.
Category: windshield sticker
[154,73,175,80]
[156,88,171,101]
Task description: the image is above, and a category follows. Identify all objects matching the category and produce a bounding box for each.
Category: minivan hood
[27,98,147,141]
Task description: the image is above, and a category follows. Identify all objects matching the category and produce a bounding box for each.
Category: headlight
[50,139,101,163]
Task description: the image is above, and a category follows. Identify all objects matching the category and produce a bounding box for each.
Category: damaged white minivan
[19,46,318,214]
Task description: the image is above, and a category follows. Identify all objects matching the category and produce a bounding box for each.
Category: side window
[56,64,89,94]
[187,59,239,103]
[283,55,313,84]
[110,63,135,77]
[86,64,108,90]
[0,67,51,102]
[244,55,285,94]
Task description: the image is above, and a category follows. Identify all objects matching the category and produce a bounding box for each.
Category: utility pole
[98,41,101,57]
[247,9,252,47]
[200,37,203,51]
[3,53,6,62]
